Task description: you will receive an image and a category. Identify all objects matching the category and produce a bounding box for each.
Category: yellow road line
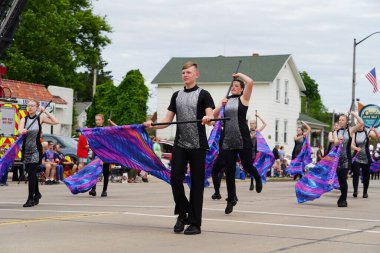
[0,212,112,226]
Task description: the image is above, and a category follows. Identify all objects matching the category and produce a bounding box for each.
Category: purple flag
[0,134,24,179]
[254,132,275,183]
[295,144,342,203]
[64,158,103,194]
[287,137,312,177]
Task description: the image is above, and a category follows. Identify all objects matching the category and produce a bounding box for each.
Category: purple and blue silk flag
[204,107,225,183]
[64,124,171,194]
[64,158,103,194]
[81,124,171,183]
[0,134,24,179]
[295,144,342,203]
[287,137,312,177]
[254,131,275,183]
[370,159,380,173]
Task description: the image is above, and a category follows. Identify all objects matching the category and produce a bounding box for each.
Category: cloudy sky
[91,0,380,114]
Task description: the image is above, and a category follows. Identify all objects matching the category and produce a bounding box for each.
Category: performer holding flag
[334,111,363,207]
[351,124,380,199]
[213,72,262,215]
[89,114,111,197]
[18,99,59,207]
[144,61,215,235]
[249,113,267,190]
[289,121,311,180]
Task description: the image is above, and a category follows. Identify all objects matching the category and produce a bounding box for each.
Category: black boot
[225,200,237,214]
[184,225,201,235]
[89,189,96,196]
[173,216,188,233]
[23,199,35,208]
[211,192,221,200]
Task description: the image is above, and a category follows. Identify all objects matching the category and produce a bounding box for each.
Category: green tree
[86,70,149,127]
[300,71,331,125]
[85,80,117,127]
[2,0,111,99]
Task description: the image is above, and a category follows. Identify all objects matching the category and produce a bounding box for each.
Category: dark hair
[233,79,245,90]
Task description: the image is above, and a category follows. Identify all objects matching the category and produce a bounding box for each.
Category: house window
[284,80,289,104]
[276,79,280,102]
[284,120,288,144]
[275,119,279,143]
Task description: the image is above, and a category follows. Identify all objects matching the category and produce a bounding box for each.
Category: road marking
[0,213,111,226]
[122,212,380,234]
[203,208,380,223]
[1,202,379,223]
[0,208,114,214]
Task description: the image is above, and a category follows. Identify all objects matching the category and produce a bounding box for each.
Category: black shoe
[211,193,221,200]
[363,193,368,198]
[34,192,42,200]
[249,181,254,191]
[101,191,107,197]
[173,216,188,233]
[184,225,201,235]
[337,200,348,207]
[353,192,358,198]
[23,199,35,208]
[255,177,263,193]
[33,193,41,206]
[89,189,96,197]
[142,177,149,183]
[225,200,237,214]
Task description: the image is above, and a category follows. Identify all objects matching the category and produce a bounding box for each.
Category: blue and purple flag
[295,144,342,203]
[64,158,103,194]
[254,131,275,183]
[0,134,24,179]
[287,137,313,177]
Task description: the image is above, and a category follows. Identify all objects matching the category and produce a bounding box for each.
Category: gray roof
[152,54,293,84]
[74,102,91,114]
[299,113,329,127]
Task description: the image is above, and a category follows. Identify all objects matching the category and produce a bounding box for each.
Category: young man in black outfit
[144,61,214,235]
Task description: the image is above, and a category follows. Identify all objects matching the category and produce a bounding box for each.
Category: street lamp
[351,31,380,113]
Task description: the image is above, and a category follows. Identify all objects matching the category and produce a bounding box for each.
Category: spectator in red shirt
[77,132,89,171]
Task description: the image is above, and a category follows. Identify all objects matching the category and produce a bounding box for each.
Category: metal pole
[351,38,356,113]
[92,68,97,97]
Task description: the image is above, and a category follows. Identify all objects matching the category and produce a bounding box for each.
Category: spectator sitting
[43,142,56,184]
[53,144,67,183]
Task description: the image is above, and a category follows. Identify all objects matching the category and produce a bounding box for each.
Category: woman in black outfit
[213,72,262,215]
[351,125,379,198]
[18,99,59,207]
[330,112,363,207]
[291,121,311,180]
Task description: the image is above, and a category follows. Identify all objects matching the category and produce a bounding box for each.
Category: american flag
[365,67,378,93]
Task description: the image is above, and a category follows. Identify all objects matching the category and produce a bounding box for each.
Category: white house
[152,54,309,155]
[47,86,74,137]
[74,102,91,129]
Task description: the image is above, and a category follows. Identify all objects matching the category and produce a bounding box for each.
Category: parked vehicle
[42,134,78,159]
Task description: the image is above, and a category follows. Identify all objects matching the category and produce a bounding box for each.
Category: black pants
[337,167,348,201]
[223,148,260,202]
[92,163,110,192]
[171,146,206,227]
[352,162,370,194]
[211,151,226,194]
[26,163,41,200]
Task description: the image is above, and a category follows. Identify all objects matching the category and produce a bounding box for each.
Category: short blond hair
[95,114,104,120]
[182,61,198,70]
[28,99,40,107]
